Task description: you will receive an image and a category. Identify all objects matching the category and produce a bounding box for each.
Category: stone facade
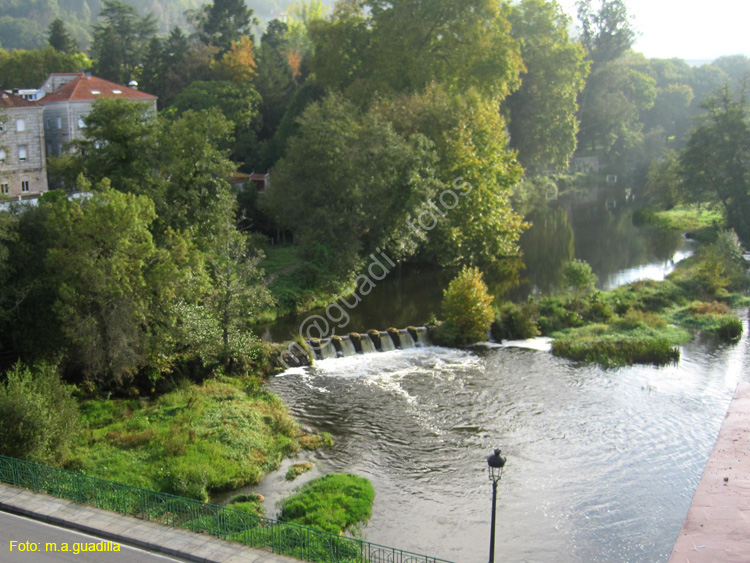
[0,92,48,198]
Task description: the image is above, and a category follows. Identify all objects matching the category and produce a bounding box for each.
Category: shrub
[717,316,743,342]
[279,473,374,535]
[562,259,598,301]
[491,302,539,341]
[441,267,495,345]
[0,362,80,465]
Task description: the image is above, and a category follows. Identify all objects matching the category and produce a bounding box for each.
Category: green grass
[279,474,374,535]
[260,245,300,277]
[668,301,744,342]
[68,378,304,501]
[286,462,314,481]
[650,204,724,233]
[551,323,688,367]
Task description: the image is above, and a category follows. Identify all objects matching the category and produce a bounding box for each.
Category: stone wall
[0,105,48,197]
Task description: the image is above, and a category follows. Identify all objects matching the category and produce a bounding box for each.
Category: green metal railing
[0,455,452,563]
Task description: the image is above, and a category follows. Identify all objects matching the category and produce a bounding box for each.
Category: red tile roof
[39,74,156,104]
[0,91,41,108]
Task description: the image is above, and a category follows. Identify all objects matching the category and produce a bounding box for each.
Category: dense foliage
[0,362,80,465]
[439,267,495,346]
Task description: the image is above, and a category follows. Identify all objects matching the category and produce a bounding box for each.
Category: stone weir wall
[274,326,432,368]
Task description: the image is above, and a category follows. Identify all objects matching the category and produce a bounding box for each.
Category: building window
[21,181,29,193]
[56,117,62,129]
[78,116,86,129]
[0,149,5,163]
[46,143,51,156]
[0,122,4,132]
[16,119,25,132]
[1,183,8,195]
[18,146,27,162]
[46,118,51,129]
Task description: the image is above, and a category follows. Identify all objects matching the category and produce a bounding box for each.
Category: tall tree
[48,18,78,53]
[576,0,635,68]
[91,0,157,84]
[309,0,523,104]
[197,0,255,55]
[681,86,750,243]
[265,93,442,286]
[376,85,527,275]
[507,0,589,171]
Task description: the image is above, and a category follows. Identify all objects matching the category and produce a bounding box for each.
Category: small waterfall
[340,337,357,357]
[399,329,416,349]
[416,327,431,347]
[319,341,338,360]
[360,334,377,354]
[379,331,396,352]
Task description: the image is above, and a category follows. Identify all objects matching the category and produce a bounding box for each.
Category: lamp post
[487,448,506,563]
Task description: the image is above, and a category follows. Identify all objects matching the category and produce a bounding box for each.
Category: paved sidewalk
[669,381,750,563]
[0,484,300,563]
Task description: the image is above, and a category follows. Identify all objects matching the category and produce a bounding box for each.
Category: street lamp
[487,448,506,563]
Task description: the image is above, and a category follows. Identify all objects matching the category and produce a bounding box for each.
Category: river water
[255,323,749,563]
[243,199,748,562]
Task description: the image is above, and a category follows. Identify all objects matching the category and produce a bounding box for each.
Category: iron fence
[0,454,452,563]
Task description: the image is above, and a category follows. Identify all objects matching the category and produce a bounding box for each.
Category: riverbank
[65,377,331,502]
[670,381,750,562]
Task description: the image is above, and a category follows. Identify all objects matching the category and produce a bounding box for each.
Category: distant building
[573,156,600,174]
[0,91,49,198]
[38,73,157,158]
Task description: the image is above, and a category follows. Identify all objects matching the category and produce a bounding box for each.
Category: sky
[557,0,750,62]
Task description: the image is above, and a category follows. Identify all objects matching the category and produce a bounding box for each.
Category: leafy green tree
[507,0,589,171]
[91,0,157,83]
[41,186,178,386]
[377,85,527,275]
[0,362,80,465]
[441,266,495,345]
[53,98,160,198]
[48,18,78,53]
[644,150,682,209]
[681,86,750,243]
[577,55,657,159]
[562,259,598,301]
[171,80,262,165]
[576,0,635,69]
[255,20,297,144]
[265,93,441,285]
[310,0,523,103]
[0,46,89,90]
[204,223,274,371]
[140,27,212,107]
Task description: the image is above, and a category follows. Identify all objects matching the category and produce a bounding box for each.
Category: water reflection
[257,200,691,341]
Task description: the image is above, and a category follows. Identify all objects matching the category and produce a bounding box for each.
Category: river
[239,199,748,562]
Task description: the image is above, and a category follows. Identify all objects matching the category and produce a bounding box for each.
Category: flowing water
[240,198,745,561]
[253,319,749,562]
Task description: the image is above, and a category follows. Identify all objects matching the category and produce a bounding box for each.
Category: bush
[562,259,597,301]
[279,473,374,535]
[441,267,495,345]
[0,362,80,465]
[491,302,539,341]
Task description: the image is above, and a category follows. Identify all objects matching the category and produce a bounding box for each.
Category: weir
[305,327,432,360]
[379,331,396,352]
